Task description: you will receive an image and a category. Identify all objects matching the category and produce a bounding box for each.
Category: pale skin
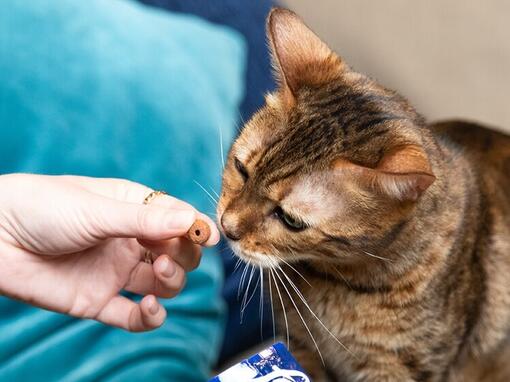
[0,174,220,332]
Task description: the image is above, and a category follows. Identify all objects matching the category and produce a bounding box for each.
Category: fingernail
[166,210,196,231]
[149,298,159,315]
[160,257,175,277]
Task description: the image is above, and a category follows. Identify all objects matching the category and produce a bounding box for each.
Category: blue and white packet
[210,342,310,382]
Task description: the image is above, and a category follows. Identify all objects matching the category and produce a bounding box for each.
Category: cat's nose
[220,212,242,241]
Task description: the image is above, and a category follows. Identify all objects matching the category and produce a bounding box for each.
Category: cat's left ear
[334,145,436,202]
[267,8,346,99]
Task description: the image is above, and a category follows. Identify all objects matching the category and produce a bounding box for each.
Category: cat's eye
[274,206,307,232]
[234,158,249,181]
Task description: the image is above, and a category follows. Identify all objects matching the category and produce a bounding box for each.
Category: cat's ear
[334,145,436,202]
[267,8,345,99]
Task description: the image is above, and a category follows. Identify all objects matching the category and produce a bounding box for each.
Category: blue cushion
[138,0,278,122]
[0,0,245,381]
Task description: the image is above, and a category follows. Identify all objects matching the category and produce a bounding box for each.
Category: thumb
[92,197,197,241]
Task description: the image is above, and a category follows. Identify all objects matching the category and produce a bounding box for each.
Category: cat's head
[217,8,436,268]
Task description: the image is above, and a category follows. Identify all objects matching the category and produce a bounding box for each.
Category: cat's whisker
[193,179,218,203]
[274,249,312,288]
[238,262,250,299]
[233,258,244,273]
[268,267,277,343]
[237,111,246,134]
[241,265,255,305]
[240,266,257,321]
[240,261,250,286]
[273,267,326,366]
[259,265,265,339]
[271,268,290,349]
[360,250,393,263]
[241,270,261,314]
[333,266,353,291]
[216,121,225,170]
[208,186,220,200]
[239,262,248,288]
[278,265,357,359]
[237,266,245,301]
[193,180,218,209]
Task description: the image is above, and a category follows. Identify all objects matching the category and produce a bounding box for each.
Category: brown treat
[186,219,210,245]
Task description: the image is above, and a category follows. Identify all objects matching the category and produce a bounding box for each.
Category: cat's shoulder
[430,119,510,152]
[429,119,510,180]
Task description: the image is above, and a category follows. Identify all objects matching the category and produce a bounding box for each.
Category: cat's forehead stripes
[251,84,409,188]
[236,79,413,188]
[234,105,286,167]
[235,123,269,166]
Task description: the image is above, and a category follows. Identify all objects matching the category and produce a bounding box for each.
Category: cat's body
[218,8,510,382]
[285,121,510,382]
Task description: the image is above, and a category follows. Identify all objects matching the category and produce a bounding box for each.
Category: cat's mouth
[217,208,278,268]
[228,241,280,268]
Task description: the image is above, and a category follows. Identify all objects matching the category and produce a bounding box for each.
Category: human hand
[0,174,219,331]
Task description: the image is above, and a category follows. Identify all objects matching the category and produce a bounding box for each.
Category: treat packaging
[210,342,310,382]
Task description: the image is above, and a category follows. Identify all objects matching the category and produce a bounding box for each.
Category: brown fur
[218,8,510,382]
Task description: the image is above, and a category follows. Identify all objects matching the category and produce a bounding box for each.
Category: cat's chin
[227,241,281,269]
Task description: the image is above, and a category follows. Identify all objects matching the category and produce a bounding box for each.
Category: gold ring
[143,250,154,264]
[143,190,168,205]
[141,190,167,264]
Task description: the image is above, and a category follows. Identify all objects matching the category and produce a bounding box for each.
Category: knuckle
[136,207,154,237]
[118,179,151,204]
[122,238,143,256]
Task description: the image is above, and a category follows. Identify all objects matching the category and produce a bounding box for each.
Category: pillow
[138,0,278,122]
[0,0,245,381]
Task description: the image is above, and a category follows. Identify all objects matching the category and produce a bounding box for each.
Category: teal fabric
[0,1,245,381]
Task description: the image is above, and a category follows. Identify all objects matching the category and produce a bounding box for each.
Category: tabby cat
[217,8,510,382]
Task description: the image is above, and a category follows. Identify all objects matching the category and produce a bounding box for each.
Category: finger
[59,176,152,203]
[153,255,187,296]
[61,176,194,209]
[142,195,220,247]
[96,295,166,332]
[124,256,186,298]
[93,197,197,241]
[138,237,202,272]
[76,179,220,245]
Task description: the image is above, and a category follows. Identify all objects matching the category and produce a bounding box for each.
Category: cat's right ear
[267,8,346,104]
[333,145,436,202]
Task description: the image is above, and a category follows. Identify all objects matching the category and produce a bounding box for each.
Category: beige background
[284,0,510,133]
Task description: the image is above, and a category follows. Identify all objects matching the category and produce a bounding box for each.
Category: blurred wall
[285,0,510,133]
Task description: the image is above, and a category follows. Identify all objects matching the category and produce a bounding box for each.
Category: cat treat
[186,219,210,244]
